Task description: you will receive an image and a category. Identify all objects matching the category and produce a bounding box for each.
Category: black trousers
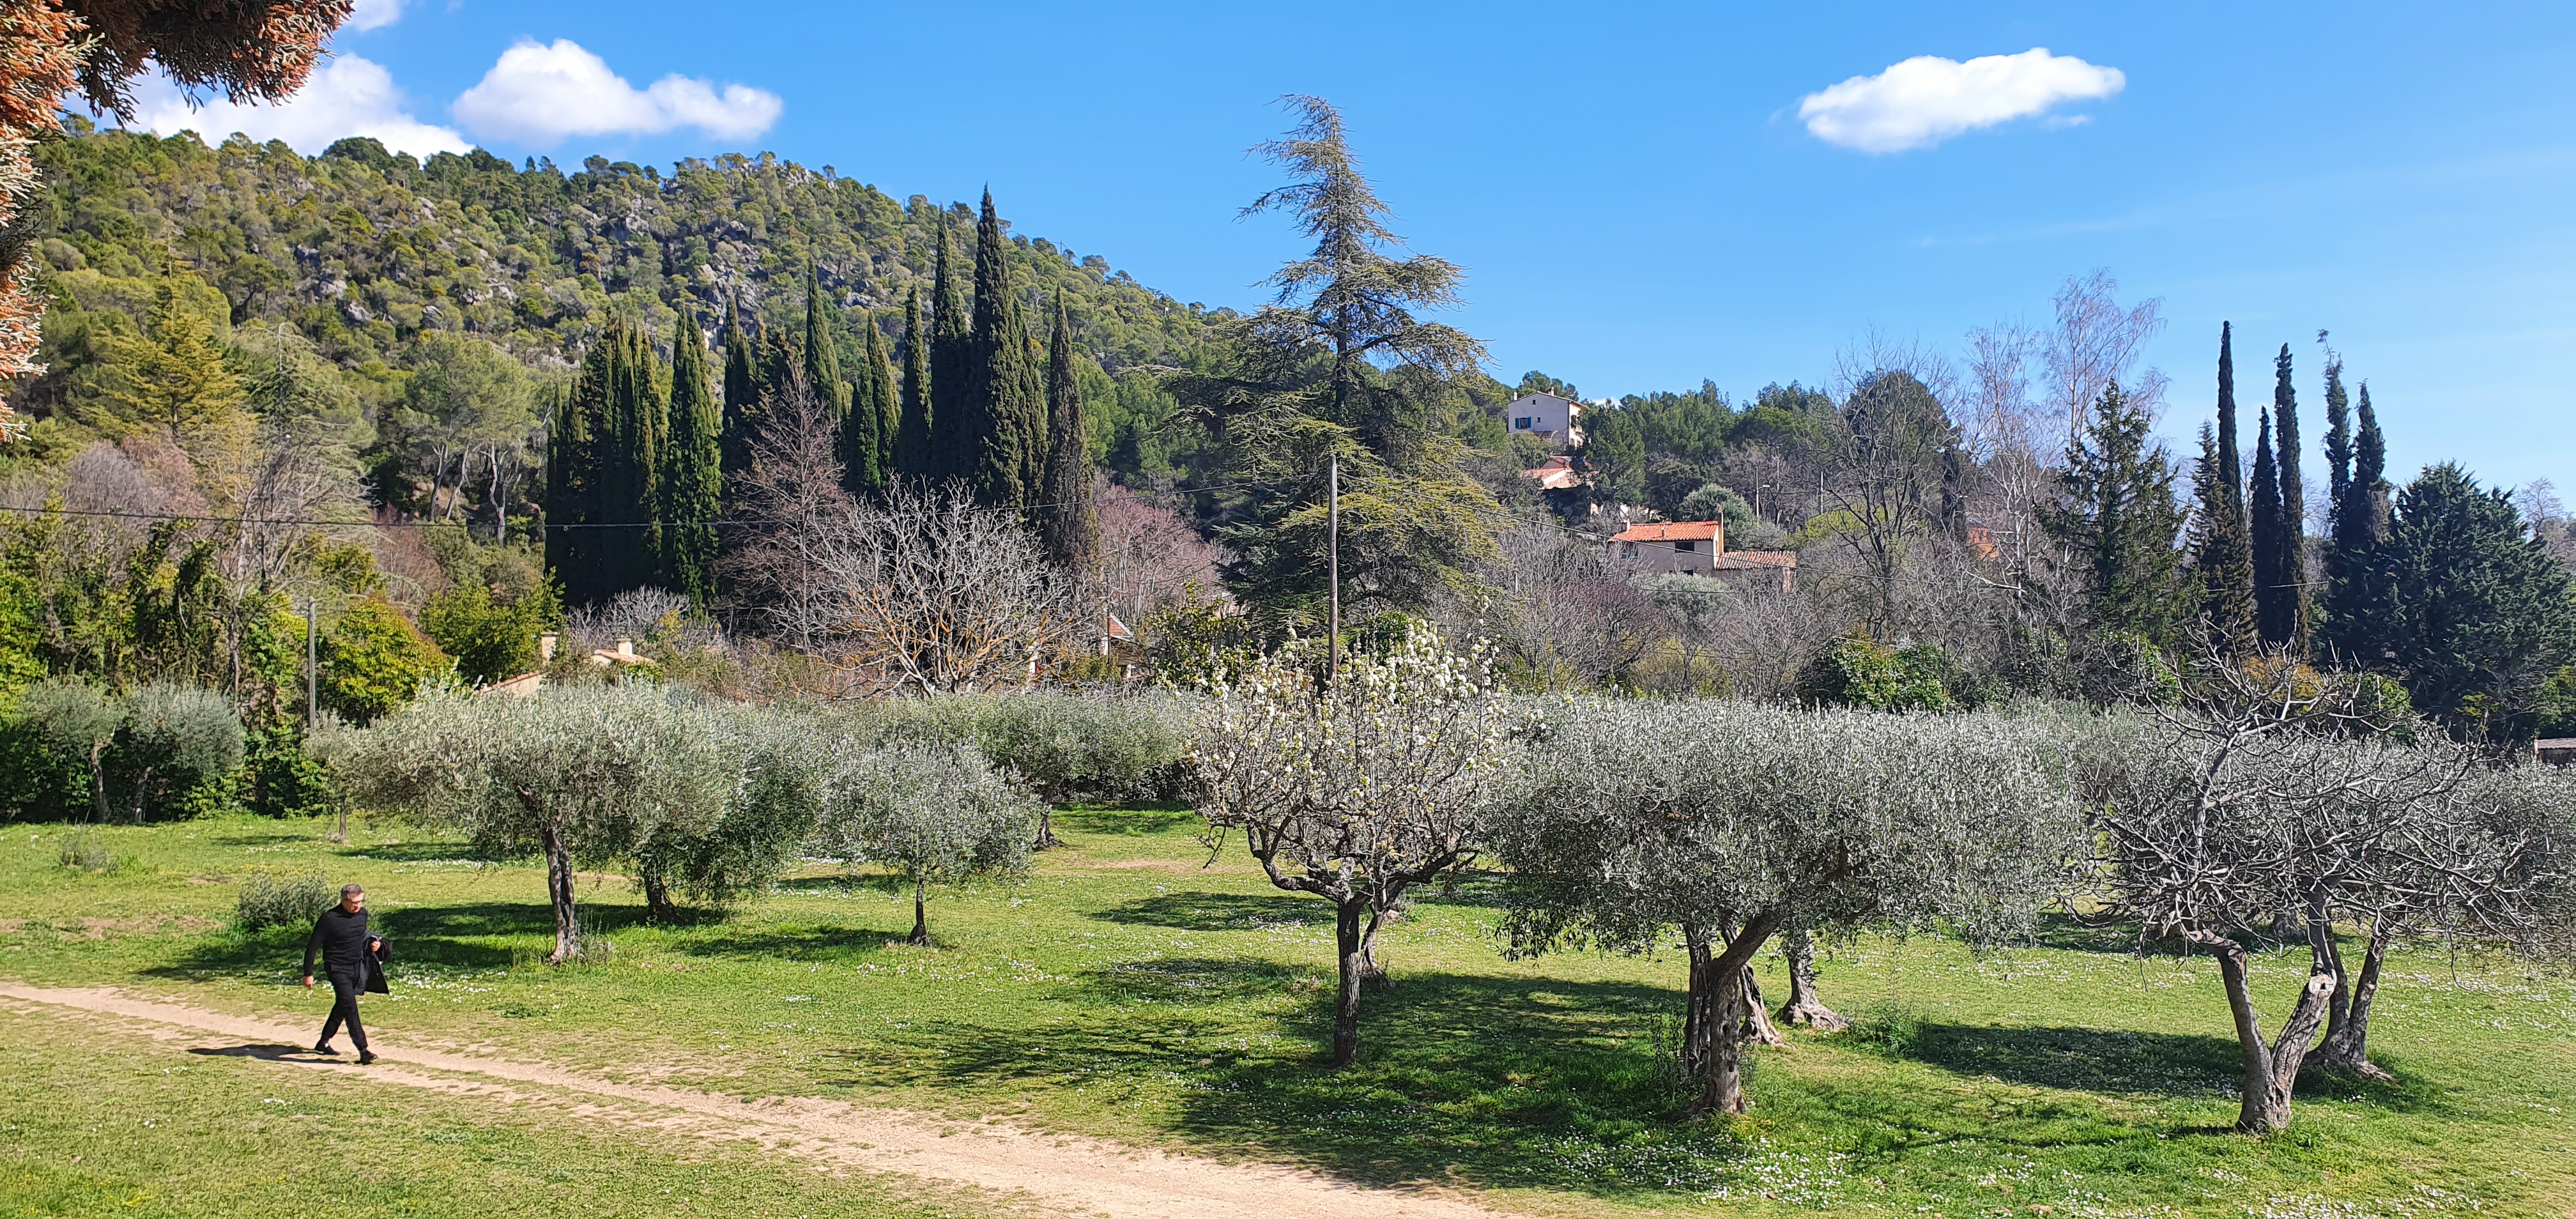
[319,969,367,1050]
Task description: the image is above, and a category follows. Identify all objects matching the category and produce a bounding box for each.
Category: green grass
[3,810,2572,1218]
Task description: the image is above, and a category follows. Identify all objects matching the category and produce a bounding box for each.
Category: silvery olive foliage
[1190,625,1532,1066]
[116,682,246,822]
[321,685,814,963]
[1491,700,2082,1115]
[809,740,1040,946]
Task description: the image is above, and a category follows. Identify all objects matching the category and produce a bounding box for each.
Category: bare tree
[723,371,855,654]
[802,480,1085,694]
[1454,524,1667,689]
[2041,270,2168,446]
[1096,479,1230,631]
[2087,639,2471,1131]
[1190,627,1526,1066]
[1806,347,1962,634]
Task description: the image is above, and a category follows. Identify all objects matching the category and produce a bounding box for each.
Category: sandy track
[0,983,1507,1219]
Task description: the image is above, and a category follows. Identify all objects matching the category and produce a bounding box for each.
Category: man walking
[302,883,381,1064]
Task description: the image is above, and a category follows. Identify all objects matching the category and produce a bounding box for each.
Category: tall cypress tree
[969,190,1041,510]
[757,326,798,411]
[836,309,883,499]
[574,319,664,603]
[544,374,596,599]
[2192,421,2258,650]
[896,286,933,479]
[804,266,847,418]
[928,218,975,484]
[1037,297,1098,572]
[863,318,899,486]
[2250,408,2297,647]
[719,295,760,480]
[2041,383,2184,641]
[661,311,723,607]
[2216,323,2243,505]
[2321,347,2352,509]
[2322,384,2398,666]
[2270,343,2308,647]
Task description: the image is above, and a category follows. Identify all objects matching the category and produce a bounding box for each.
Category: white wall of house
[1505,392,1581,444]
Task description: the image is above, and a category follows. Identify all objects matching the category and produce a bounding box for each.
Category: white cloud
[346,0,403,32]
[1797,47,2124,153]
[450,39,783,146]
[126,55,469,158]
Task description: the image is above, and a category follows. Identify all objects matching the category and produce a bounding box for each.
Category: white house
[1503,392,1583,447]
[1607,520,1798,592]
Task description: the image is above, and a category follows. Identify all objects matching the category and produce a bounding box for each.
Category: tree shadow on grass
[341,841,491,864]
[666,924,900,963]
[1054,807,1199,838]
[1857,1018,2447,1115]
[1091,892,1322,932]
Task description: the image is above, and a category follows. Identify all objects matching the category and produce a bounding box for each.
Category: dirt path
[0,983,1509,1219]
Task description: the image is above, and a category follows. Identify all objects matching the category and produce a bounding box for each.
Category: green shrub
[420,580,560,687]
[246,725,337,818]
[56,827,130,874]
[237,868,337,931]
[321,596,454,724]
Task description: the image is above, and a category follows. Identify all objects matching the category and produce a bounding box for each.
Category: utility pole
[1326,452,1341,685]
[303,597,318,729]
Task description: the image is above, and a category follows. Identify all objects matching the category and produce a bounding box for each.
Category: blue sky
[121,2,2576,491]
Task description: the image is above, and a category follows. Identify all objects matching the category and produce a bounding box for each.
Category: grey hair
[341,883,364,898]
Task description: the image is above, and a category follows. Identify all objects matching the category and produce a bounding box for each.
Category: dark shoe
[313,1041,339,1055]
[356,1051,377,1065]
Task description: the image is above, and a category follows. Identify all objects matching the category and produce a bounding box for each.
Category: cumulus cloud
[346,0,403,32]
[1798,47,2124,153]
[450,39,783,146]
[126,55,469,158]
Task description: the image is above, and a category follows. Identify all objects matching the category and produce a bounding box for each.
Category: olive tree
[1492,701,2080,1116]
[972,691,1192,846]
[118,682,244,822]
[323,686,798,962]
[811,741,1039,946]
[2086,646,2474,1130]
[1190,627,1527,1066]
[17,678,121,822]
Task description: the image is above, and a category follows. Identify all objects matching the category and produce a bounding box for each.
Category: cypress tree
[895,286,933,479]
[719,295,760,480]
[2250,408,2296,647]
[2216,323,2243,504]
[661,310,723,608]
[2040,383,2184,641]
[544,374,596,600]
[928,218,975,484]
[2191,421,2257,650]
[2322,384,2398,666]
[2321,347,2351,509]
[757,326,798,413]
[969,190,1040,510]
[836,312,883,499]
[1037,297,1098,572]
[2270,344,2308,647]
[864,318,899,484]
[570,319,664,603]
[804,266,848,418]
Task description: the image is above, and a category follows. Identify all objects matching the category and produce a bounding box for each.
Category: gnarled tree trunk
[2195,930,2336,1131]
[641,861,677,921]
[542,821,581,964]
[908,874,931,946]
[2312,916,2393,1080]
[1777,928,1847,1031]
[1032,808,1066,850]
[1357,904,1399,980]
[1689,910,1782,1116]
[1333,899,1367,1066]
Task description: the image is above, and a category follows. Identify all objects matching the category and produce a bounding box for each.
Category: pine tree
[1037,297,1098,572]
[896,286,933,479]
[2250,408,2297,647]
[2041,383,2184,641]
[661,310,723,607]
[2191,421,2257,650]
[2322,384,2398,666]
[719,295,760,480]
[2269,343,2308,647]
[928,218,975,484]
[2386,463,2576,737]
[969,190,1042,511]
[864,318,899,486]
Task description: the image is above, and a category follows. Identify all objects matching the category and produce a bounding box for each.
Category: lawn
[3,809,2572,1218]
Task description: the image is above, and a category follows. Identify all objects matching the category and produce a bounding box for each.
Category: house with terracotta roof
[1607,519,1797,592]
[1521,454,1584,491]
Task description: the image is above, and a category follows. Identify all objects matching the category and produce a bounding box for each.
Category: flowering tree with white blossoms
[1191,625,1529,1066]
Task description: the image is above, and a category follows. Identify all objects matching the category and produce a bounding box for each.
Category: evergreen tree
[2216,323,2243,505]
[969,190,1044,511]
[2322,384,2398,666]
[836,309,883,499]
[1037,298,1098,572]
[2269,343,2308,647]
[864,318,900,484]
[2250,408,2297,647]
[2041,383,2184,640]
[544,374,595,599]
[2191,422,2258,650]
[661,310,723,607]
[804,265,848,418]
[2321,346,2352,508]
[758,326,799,410]
[895,286,933,479]
[595,320,666,601]
[2386,463,2576,739]
[719,295,760,480]
[928,219,975,484]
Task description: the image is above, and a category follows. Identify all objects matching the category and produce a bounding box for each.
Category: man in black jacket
[302,884,381,1064]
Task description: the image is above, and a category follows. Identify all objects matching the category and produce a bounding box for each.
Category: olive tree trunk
[2195,930,2335,1131]
[1777,928,1846,1031]
[641,861,677,921]
[2312,917,2393,1080]
[1689,910,1782,1116]
[908,874,931,946]
[542,821,581,964]
[1033,808,1065,850]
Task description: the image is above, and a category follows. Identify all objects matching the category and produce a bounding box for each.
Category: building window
[1621,542,1637,558]
[1675,540,1696,553]
[1514,417,1533,429]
